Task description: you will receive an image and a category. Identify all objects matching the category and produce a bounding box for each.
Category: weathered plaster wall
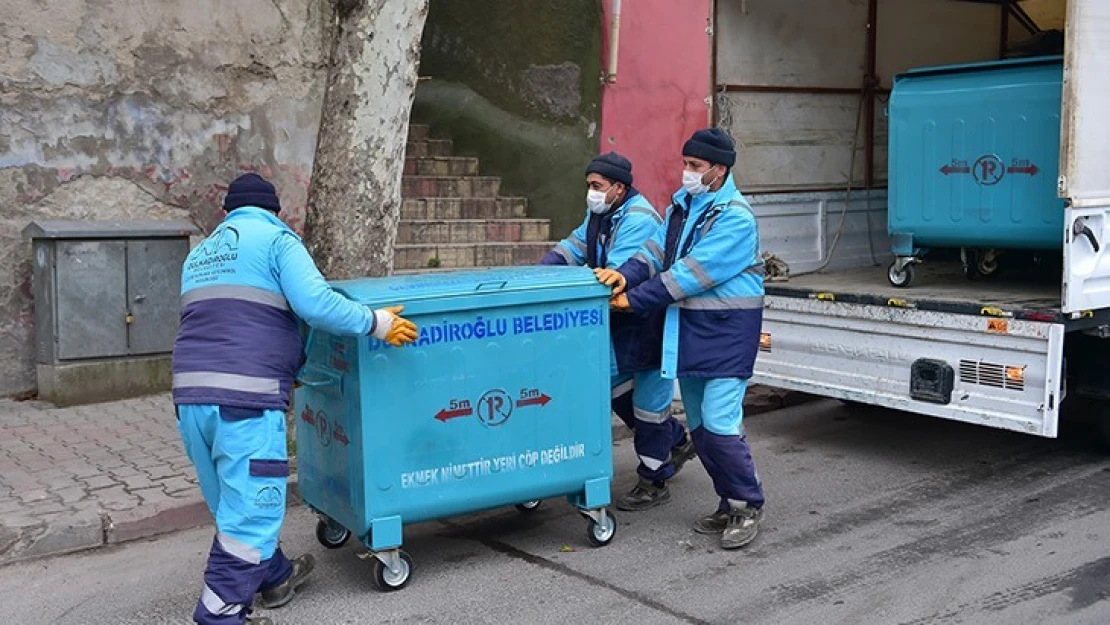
[413,0,601,235]
[0,0,330,397]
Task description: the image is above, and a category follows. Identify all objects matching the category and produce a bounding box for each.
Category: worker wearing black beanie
[540,153,696,511]
[596,127,768,550]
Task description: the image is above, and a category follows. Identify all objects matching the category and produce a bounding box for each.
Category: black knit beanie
[682,128,736,167]
[223,173,281,213]
[585,152,634,186]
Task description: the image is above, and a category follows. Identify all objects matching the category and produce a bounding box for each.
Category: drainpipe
[604,0,621,84]
[864,0,877,188]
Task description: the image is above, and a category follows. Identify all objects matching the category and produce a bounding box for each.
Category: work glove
[371,305,419,347]
[609,292,631,311]
[594,268,627,295]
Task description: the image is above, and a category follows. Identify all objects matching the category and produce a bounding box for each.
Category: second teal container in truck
[886,56,1065,287]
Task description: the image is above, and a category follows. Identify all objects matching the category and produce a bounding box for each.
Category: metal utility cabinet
[23,220,199,406]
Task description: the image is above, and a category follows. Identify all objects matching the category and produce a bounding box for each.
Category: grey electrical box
[23,220,200,405]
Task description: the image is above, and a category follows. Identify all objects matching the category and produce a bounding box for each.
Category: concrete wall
[716,0,1002,191]
[599,0,712,212]
[412,0,602,235]
[0,0,330,397]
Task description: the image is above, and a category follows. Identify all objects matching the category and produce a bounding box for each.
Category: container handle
[295,365,341,389]
[475,280,508,291]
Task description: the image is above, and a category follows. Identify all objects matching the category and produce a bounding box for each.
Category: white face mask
[586,188,613,214]
[682,169,710,195]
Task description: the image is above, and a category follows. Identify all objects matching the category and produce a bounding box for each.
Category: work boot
[258,554,316,609]
[721,504,763,550]
[615,478,671,511]
[692,509,729,535]
[670,436,697,476]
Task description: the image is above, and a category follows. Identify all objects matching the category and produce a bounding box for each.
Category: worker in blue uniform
[595,129,766,549]
[172,173,419,625]
[540,152,695,511]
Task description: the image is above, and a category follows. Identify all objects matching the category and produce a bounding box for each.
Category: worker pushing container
[886,56,1065,288]
[294,266,617,591]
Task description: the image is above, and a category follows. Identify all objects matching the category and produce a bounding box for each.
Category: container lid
[22,219,200,240]
[895,55,1063,82]
[331,266,609,306]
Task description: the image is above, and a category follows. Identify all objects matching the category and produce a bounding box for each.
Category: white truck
[712,0,1110,442]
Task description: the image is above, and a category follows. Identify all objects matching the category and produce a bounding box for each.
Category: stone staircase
[396,124,556,273]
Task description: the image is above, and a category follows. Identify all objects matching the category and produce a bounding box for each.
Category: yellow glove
[372,305,419,347]
[609,293,631,311]
[593,268,627,295]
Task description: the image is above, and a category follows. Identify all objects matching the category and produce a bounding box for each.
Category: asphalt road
[2,399,1109,625]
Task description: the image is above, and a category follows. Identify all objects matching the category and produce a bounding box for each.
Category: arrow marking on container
[333,424,350,446]
[1007,164,1039,176]
[300,407,316,426]
[517,393,552,408]
[939,164,971,175]
[435,407,474,422]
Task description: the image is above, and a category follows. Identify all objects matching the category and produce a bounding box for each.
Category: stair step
[397,219,551,244]
[405,139,454,158]
[402,176,500,199]
[401,198,528,220]
[393,242,555,270]
[403,156,479,177]
[407,124,431,141]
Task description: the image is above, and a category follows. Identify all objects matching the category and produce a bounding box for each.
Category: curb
[1,479,304,567]
[0,509,104,565]
[1,389,814,566]
[104,495,211,545]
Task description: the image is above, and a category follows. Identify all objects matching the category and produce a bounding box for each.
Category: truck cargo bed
[765,263,1065,321]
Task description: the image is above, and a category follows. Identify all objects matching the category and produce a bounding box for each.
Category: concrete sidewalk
[0,386,810,565]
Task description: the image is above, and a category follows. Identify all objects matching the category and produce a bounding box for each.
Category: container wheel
[315,519,351,550]
[586,511,617,547]
[962,251,983,281]
[887,261,915,288]
[977,250,1000,277]
[371,550,414,591]
[515,500,542,513]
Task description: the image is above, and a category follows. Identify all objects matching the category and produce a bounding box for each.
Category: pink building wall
[599,0,712,212]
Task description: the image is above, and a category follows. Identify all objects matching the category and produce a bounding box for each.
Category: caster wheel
[586,511,617,547]
[887,261,914,288]
[515,500,541,513]
[315,519,351,550]
[371,551,414,592]
[963,251,983,281]
[977,250,1000,277]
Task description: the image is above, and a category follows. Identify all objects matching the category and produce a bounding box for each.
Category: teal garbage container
[294,266,616,591]
[886,56,1065,287]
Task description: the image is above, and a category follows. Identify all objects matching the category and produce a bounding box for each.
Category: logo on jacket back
[187,225,240,281]
[201,225,240,257]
